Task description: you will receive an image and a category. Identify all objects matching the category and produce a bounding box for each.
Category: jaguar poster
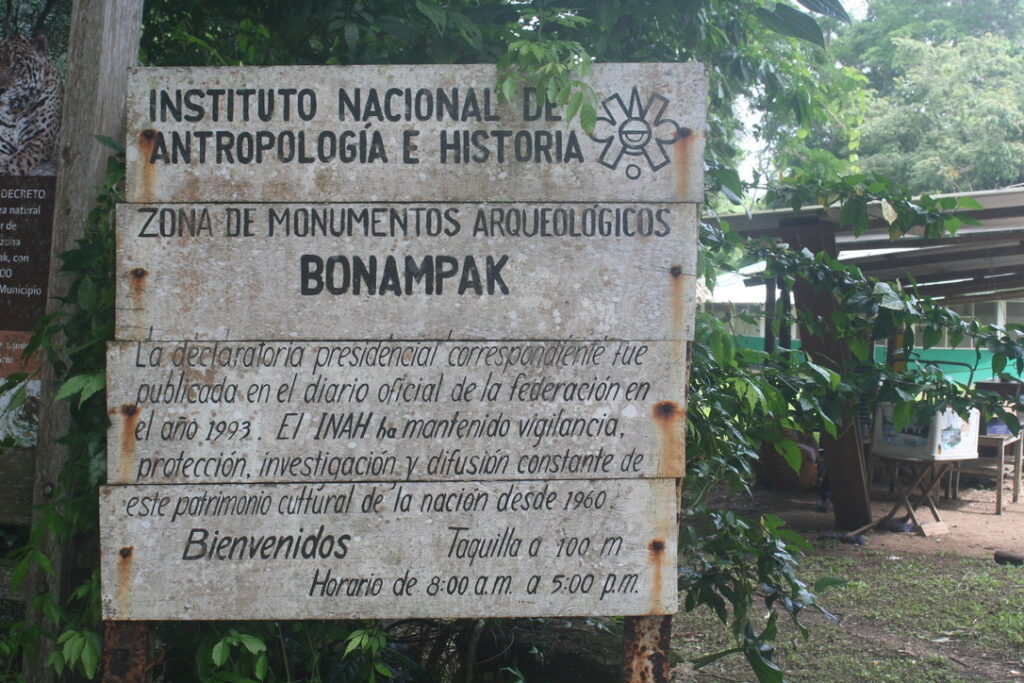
[0,0,69,447]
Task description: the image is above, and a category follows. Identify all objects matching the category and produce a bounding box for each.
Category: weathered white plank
[100,479,678,620]
[126,64,707,203]
[106,341,687,484]
[114,202,698,341]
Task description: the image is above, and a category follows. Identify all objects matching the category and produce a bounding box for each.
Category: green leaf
[839,196,869,235]
[237,634,266,655]
[47,650,65,676]
[415,0,446,33]
[500,76,516,103]
[775,527,811,550]
[744,643,784,683]
[813,576,847,592]
[78,275,97,310]
[555,82,571,106]
[62,633,85,667]
[805,361,839,389]
[893,401,915,431]
[254,652,268,680]
[450,12,482,49]
[343,24,359,54]
[1002,411,1021,436]
[565,90,584,124]
[81,632,100,679]
[717,167,745,204]
[55,372,106,407]
[34,550,55,577]
[820,412,837,438]
[212,640,230,667]
[55,374,90,402]
[579,101,598,134]
[848,337,869,362]
[692,647,744,669]
[755,4,825,49]
[992,352,1007,375]
[795,0,851,22]
[923,326,943,349]
[94,134,124,152]
[774,438,803,473]
[873,282,904,310]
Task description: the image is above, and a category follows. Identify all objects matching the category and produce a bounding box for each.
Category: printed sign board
[114,202,697,341]
[125,64,706,203]
[101,63,705,620]
[106,340,687,485]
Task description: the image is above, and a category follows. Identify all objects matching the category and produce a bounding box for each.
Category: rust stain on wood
[136,129,157,203]
[652,400,685,477]
[117,403,138,483]
[668,266,688,343]
[128,267,147,313]
[101,620,150,681]
[673,127,696,201]
[115,545,134,617]
[622,614,672,683]
[647,538,665,615]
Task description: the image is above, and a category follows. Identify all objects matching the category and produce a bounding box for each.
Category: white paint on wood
[100,479,678,620]
[106,340,687,484]
[126,64,707,203]
[114,202,698,341]
[101,61,704,624]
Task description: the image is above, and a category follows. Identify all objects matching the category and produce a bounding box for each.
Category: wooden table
[857,454,978,536]
[951,433,1023,514]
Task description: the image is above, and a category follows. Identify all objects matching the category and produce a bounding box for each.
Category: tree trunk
[790,227,873,530]
[27,1,143,679]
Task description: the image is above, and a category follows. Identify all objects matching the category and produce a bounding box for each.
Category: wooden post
[778,278,792,350]
[27,0,143,679]
[622,341,691,682]
[763,277,776,353]
[622,615,673,683]
[101,621,151,682]
[790,228,873,530]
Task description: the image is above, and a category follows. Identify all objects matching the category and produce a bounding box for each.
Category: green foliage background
[777,0,1024,194]
[3,1,1024,682]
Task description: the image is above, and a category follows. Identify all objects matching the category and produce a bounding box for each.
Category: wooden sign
[114,202,697,341]
[106,340,687,484]
[101,479,677,620]
[126,64,707,203]
[101,63,705,621]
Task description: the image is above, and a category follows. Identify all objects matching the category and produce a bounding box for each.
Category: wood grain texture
[29,1,143,680]
[0,447,33,526]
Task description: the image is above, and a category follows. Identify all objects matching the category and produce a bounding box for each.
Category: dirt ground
[670,476,1024,682]
[730,477,1024,558]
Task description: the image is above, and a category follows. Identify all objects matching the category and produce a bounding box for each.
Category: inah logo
[589,87,684,180]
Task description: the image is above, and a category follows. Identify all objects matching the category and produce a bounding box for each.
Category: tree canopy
[784,0,1024,193]
[856,34,1024,193]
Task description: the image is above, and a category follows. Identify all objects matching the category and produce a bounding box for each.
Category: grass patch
[673,543,1024,681]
